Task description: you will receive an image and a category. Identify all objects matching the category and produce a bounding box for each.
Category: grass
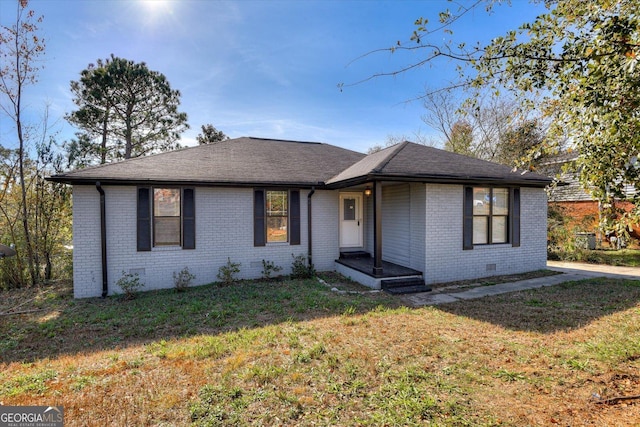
[549,248,640,267]
[1,275,639,426]
[586,249,640,267]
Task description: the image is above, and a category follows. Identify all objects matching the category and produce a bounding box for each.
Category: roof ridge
[247,136,323,145]
[372,141,409,173]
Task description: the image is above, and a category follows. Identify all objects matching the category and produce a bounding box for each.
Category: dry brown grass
[1,276,639,426]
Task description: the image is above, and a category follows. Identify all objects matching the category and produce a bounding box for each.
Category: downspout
[96,182,108,298]
[307,187,315,269]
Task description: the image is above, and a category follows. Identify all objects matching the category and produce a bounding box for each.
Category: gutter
[307,187,315,269]
[96,182,108,298]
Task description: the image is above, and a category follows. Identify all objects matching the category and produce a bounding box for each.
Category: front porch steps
[381,277,432,295]
[339,250,370,259]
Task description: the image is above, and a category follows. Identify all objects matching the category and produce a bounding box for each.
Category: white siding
[72,185,339,298]
[423,184,547,284]
[382,184,410,266]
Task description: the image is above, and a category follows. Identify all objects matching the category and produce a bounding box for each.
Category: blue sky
[1,0,547,155]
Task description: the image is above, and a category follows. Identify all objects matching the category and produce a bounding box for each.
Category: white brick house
[49,137,551,298]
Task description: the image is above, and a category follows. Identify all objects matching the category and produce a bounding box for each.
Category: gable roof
[49,137,365,187]
[48,137,552,188]
[326,141,552,187]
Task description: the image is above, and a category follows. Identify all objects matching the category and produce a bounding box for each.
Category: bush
[290,254,315,279]
[173,266,195,292]
[115,271,144,299]
[261,259,283,280]
[217,258,241,285]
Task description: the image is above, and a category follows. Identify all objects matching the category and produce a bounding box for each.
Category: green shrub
[115,271,144,299]
[261,259,283,280]
[173,266,195,292]
[290,254,315,279]
[217,258,241,285]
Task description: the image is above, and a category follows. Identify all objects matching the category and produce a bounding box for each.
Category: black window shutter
[137,187,151,251]
[463,186,474,250]
[511,188,521,247]
[182,188,196,249]
[254,189,266,246]
[290,190,301,245]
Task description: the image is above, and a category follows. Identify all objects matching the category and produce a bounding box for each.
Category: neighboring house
[48,137,552,298]
[545,153,639,242]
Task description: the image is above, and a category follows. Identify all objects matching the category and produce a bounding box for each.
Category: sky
[0,0,548,156]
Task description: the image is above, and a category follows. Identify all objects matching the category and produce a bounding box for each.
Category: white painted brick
[72,186,339,298]
[71,183,547,297]
[422,184,547,284]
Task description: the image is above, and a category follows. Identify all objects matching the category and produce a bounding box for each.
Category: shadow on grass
[435,278,640,333]
[0,276,402,364]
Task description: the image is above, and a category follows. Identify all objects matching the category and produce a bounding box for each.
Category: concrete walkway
[403,261,640,307]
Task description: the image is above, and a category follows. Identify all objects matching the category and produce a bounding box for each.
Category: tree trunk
[17,109,38,287]
[101,108,109,164]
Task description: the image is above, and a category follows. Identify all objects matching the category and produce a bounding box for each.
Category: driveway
[547,260,640,280]
[403,261,640,307]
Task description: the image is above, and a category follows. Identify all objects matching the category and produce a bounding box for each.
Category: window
[464,186,519,250]
[137,187,195,251]
[471,187,509,245]
[266,190,288,242]
[254,189,300,247]
[154,188,181,245]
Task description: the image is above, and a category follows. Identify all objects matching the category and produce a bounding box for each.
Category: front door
[339,192,363,247]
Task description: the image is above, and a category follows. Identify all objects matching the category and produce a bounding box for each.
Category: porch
[335,251,431,294]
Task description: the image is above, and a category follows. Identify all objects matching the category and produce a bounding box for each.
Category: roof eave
[45,176,326,189]
[325,173,552,189]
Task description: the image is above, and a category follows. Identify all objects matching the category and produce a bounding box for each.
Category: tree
[0,1,72,289]
[351,0,640,237]
[422,90,527,163]
[444,120,474,156]
[0,0,45,286]
[496,119,546,168]
[470,0,640,238]
[66,55,189,166]
[196,124,229,145]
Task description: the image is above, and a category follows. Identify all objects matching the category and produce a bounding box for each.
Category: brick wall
[423,184,548,284]
[72,185,338,298]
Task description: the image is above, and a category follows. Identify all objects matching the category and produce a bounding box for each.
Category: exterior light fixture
[364,187,372,197]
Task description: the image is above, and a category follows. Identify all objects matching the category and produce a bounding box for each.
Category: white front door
[339,193,363,247]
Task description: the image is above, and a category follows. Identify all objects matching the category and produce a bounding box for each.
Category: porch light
[364,187,372,197]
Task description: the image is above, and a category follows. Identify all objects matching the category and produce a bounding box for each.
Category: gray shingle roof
[49,137,365,187]
[326,141,552,187]
[48,137,553,188]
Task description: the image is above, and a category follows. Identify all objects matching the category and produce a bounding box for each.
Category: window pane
[473,216,488,244]
[154,217,181,245]
[267,191,287,216]
[267,217,288,242]
[154,188,180,216]
[473,188,490,215]
[343,198,356,221]
[492,216,508,243]
[493,188,509,215]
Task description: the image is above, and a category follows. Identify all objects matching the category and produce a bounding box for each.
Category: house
[544,152,640,245]
[48,137,552,298]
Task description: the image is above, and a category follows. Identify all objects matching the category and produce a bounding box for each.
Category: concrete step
[339,250,370,259]
[381,277,431,294]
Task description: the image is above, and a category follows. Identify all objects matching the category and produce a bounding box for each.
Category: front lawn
[1,276,639,426]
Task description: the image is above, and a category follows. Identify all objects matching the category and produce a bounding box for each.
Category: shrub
[261,259,282,280]
[290,254,315,279]
[115,271,144,299]
[217,258,241,285]
[173,266,195,292]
